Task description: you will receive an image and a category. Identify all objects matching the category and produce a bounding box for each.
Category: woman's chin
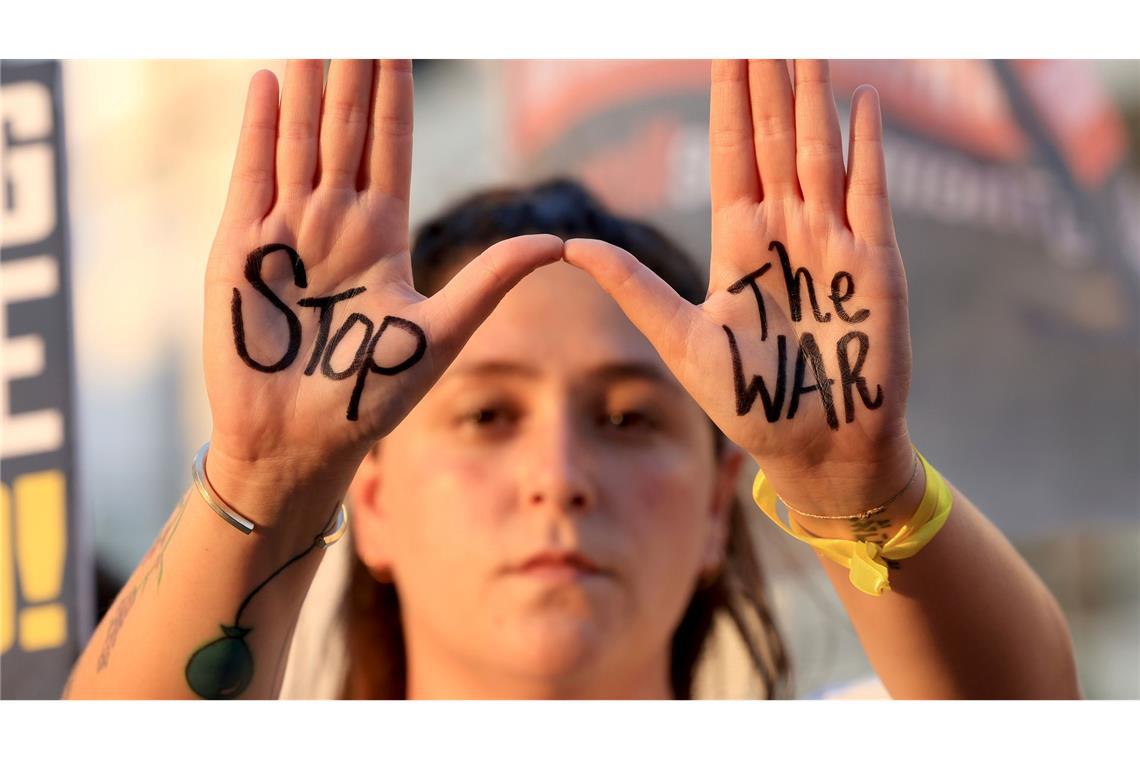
[499,611,615,679]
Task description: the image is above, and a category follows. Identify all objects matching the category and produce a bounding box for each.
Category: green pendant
[185,625,254,699]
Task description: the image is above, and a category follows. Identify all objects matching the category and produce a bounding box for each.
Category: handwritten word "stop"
[230,244,426,422]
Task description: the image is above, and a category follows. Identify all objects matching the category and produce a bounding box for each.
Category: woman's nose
[521,417,595,512]
[527,485,589,510]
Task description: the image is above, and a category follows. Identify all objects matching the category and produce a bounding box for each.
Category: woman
[64,59,1080,699]
[335,177,789,699]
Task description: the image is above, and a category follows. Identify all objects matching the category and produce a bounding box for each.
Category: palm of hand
[567,60,915,501]
[693,196,911,463]
[202,61,428,468]
[203,61,561,471]
[205,195,425,464]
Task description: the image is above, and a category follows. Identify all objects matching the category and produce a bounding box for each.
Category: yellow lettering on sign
[13,470,67,651]
[19,604,66,651]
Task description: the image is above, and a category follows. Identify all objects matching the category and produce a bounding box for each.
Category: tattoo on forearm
[96,492,190,672]
[230,244,427,421]
[96,585,138,674]
[183,503,339,700]
[724,240,883,430]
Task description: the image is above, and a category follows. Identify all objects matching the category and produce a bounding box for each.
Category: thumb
[425,233,563,353]
[563,238,699,365]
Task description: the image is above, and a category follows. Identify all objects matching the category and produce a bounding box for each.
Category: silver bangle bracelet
[192,442,348,545]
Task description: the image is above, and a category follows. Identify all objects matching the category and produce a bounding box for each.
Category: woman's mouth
[509,551,607,583]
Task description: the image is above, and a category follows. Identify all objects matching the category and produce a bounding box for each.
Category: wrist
[202,438,362,537]
[789,455,926,541]
[753,436,921,539]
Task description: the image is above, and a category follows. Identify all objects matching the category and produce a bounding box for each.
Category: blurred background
[2,59,1138,699]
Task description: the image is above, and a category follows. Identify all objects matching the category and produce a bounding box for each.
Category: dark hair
[341,178,790,699]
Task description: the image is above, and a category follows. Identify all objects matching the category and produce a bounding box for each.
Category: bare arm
[796,469,1079,698]
[65,59,561,699]
[65,478,340,699]
[565,59,1078,699]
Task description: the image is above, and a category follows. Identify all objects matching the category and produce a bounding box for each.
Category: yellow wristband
[751,449,953,596]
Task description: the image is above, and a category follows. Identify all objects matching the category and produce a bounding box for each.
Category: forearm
[65,483,337,699]
[804,480,1080,699]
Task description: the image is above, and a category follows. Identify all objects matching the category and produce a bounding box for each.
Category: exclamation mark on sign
[14,471,67,651]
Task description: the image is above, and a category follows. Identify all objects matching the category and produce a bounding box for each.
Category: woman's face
[350,259,740,697]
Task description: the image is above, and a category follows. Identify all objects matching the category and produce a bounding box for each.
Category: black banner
[1,59,85,699]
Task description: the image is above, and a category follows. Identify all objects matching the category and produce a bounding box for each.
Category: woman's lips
[509,551,607,582]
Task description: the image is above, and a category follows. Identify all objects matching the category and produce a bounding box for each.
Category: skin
[566,61,1079,698]
[62,59,1080,699]
[350,261,742,699]
[565,60,917,512]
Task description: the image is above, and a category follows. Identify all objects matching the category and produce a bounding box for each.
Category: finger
[845,85,897,248]
[276,60,323,198]
[794,60,846,219]
[748,60,800,199]
[363,59,414,203]
[710,59,761,207]
[222,69,278,224]
[426,234,563,354]
[563,238,699,368]
[318,59,375,190]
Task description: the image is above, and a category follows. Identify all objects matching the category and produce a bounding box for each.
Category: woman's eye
[469,408,498,425]
[463,407,513,428]
[603,410,654,430]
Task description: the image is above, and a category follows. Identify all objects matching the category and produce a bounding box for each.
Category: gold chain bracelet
[780,451,920,521]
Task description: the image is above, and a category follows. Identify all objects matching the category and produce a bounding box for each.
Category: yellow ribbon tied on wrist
[752,450,953,596]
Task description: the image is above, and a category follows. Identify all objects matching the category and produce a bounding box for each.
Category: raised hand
[204,60,561,514]
[565,60,915,515]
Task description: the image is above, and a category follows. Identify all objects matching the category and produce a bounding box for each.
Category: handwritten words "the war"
[723,241,883,431]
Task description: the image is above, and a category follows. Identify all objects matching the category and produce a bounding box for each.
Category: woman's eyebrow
[443,360,678,389]
[589,361,681,391]
[446,360,541,380]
